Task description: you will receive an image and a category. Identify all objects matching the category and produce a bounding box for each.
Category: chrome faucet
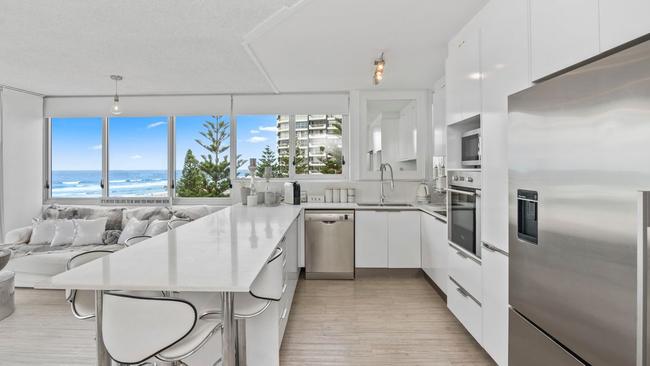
[379,163,394,205]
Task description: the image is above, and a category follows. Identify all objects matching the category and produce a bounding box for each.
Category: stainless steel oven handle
[456,250,469,259]
[447,188,476,196]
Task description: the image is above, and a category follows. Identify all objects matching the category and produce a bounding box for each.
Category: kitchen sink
[357,203,413,207]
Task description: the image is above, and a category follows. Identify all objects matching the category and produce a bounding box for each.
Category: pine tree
[176,149,208,197]
[319,146,343,175]
[294,146,309,174]
[256,145,277,178]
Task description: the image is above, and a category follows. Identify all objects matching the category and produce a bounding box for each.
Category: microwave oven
[461,128,481,167]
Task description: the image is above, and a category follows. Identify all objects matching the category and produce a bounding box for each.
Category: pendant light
[110,75,123,115]
[373,53,385,86]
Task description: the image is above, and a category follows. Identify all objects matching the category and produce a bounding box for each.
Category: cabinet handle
[456,287,470,298]
[481,242,509,257]
[282,282,288,294]
[456,250,469,259]
[281,308,288,320]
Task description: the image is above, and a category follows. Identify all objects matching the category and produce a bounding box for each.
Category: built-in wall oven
[447,170,481,258]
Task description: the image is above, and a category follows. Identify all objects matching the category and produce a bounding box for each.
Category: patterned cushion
[102,230,122,245]
[41,205,124,231]
[122,207,173,228]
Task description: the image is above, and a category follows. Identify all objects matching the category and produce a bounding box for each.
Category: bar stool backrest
[250,247,285,301]
[102,292,197,365]
[66,250,114,319]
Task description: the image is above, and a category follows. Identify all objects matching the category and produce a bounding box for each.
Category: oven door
[448,187,480,256]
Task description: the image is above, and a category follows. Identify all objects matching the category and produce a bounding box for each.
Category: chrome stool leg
[236,319,247,366]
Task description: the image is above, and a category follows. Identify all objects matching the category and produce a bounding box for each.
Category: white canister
[332,188,340,203]
[324,188,333,203]
[247,195,258,207]
[347,188,356,203]
[340,188,348,203]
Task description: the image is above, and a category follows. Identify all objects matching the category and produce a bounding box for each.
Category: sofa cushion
[42,205,124,231]
[51,220,75,247]
[72,218,108,246]
[4,226,32,244]
[172,205,210,221]
[144,219,169,237]
[122,207,172,228]
[103,230,122,245]
[118,218,149,244]
[29,220,57,245]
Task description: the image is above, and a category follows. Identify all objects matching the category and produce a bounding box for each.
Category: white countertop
[37,205,302,293]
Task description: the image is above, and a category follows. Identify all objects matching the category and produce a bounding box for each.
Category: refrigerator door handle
[637,191,650,366]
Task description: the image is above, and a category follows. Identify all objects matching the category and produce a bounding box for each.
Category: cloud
[130,154,143,160]
[250,130,260,134]
[147,121,167,129]
[258,126,277,133]
[89,144,102,150]
[246,136,268,144]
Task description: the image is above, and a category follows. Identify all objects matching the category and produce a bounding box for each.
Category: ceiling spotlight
[373,53,385,86]
[110,75,123,115]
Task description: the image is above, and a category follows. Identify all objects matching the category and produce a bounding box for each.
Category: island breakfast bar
[36,205,303,366]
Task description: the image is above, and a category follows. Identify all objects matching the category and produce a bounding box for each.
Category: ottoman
[0,270,15,321]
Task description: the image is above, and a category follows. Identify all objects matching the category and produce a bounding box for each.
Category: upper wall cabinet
[432,79,447,157]
[446,25,481,125]
[599,0,650,52]
[530,0,600,81]
[356,90,429,181]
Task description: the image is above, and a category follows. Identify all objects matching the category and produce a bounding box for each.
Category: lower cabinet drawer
[447,244,482,301]
[447,276,482,344]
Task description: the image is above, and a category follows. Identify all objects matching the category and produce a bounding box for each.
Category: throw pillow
[51,220,75,247]
[72,218,108,246]
[102,230,122,245]
[144,219,169,237]
[29,220,57,245]
[172,205,210,221]
[5,226,33,244]
[118,218,149,244]
[122,207,172,229]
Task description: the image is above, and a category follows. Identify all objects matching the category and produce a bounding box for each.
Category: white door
[355,210,388,267]
[482,247,509,366]
[388,211,421,268]
[530,0,599,80]
[600,0,650,51]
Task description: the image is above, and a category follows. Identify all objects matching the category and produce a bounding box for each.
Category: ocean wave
[61,181,81,185]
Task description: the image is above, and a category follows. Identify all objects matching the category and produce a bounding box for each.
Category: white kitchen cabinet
[600,0,650,51]
[432,78,446,157]
[448,277,482,344]
[448,244,482,301]
[480,0,531,253]
[420,212,448,293]
[530,0,599,81]
[446,24,481,125]
[482,246,509,366]
[355,210,389,267]
[388,211,421,268]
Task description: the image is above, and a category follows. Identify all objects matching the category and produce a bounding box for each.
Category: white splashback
[231,179,446,206]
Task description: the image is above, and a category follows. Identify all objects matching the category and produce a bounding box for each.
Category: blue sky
[51,115,279,173]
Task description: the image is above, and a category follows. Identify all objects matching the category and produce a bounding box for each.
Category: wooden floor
[0,273,494,366]
[280,272,494,366]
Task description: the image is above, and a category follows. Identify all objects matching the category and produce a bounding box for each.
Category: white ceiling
[0,0,486,96]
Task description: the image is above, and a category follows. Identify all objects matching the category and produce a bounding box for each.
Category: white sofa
[1,204,223,288]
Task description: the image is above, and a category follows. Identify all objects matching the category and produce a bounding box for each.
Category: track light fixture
[110,75,123,115]
[373,53,385,85]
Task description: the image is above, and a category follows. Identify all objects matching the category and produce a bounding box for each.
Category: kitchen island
[37,204,303,366]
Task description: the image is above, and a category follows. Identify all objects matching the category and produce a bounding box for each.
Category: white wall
[0,88,44,237]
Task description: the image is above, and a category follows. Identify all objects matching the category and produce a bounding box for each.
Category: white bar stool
[102,292,223,366]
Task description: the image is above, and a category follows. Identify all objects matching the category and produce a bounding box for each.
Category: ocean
[52,170,174,198]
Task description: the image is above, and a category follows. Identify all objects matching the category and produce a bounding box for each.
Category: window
[235,115,289,178]
[175,115,233,198]
[50,117,103,198]
[294,114,344,176]
[108,116,168,197]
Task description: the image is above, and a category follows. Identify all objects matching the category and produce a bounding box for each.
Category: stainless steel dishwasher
[305,210,355,279]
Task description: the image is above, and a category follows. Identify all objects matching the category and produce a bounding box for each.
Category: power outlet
[308,195,325,203]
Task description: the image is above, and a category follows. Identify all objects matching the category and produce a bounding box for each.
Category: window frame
[44,112,350,205]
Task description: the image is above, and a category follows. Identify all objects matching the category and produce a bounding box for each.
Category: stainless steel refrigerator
[508,38,650,366]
